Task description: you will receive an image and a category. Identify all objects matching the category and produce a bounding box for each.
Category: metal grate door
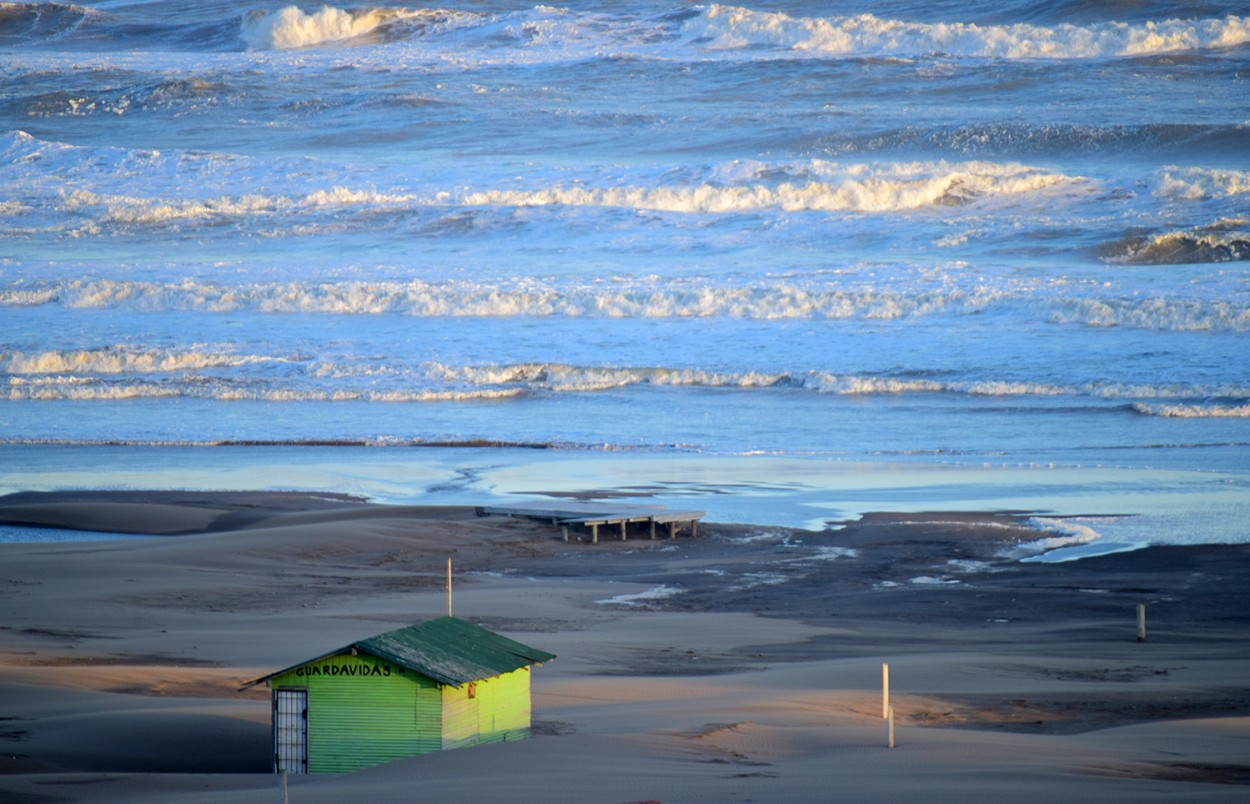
[274,689,308,774]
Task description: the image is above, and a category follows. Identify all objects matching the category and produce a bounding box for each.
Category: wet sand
[0,491,1247,802]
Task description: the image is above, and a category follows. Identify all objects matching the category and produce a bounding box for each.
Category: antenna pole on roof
[447,557,453,618]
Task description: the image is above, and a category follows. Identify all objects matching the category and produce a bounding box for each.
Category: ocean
[1,1,1248,553]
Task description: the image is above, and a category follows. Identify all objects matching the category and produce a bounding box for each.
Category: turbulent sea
[1,1,1248,549]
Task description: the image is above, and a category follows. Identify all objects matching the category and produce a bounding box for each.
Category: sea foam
[4,277,1247,333]
[463,162,1081,213]
[686,6,1250,59]
[239,6,471,50]
[7,352,1246,410]
[1133,402,1250,418]
[233,4,1250,60]
[1155,167,1250,200]
[39,161,1081,226]
[0,346,276,374]
[1102,221,1250,264]
[998,517,1104,560]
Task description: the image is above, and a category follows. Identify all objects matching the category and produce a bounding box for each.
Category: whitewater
[1,1,1247,551]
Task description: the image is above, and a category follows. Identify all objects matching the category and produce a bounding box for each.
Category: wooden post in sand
[1137,603,1146,642]
[882,662,890,719]
[887,706,895,748]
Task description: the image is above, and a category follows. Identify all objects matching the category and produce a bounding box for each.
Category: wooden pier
[476,502,705,544]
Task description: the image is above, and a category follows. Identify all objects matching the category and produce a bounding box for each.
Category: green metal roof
[357,617,556,686]
[244,617,555,689]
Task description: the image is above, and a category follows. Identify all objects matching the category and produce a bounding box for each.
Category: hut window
[467,682,477,699]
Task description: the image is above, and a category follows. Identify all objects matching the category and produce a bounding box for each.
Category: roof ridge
[242,616,554,689]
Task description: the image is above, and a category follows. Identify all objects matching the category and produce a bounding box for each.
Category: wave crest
[3,277,1246,332]
[46,161,1080,227]
[0,278,1008,319]
[0,2,95,45]
[239,5,476,50]
[465,162,1078,213]
[0,346,276,374]
[1155,167,1250,200]
[686,5,1250,59]
[1133,402,1250,418]
[60,186,420,225]
[6,354,1246,411]
[1101,219,1250,264]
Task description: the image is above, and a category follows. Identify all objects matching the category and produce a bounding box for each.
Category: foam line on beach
[998,516,1105,560]
[596,584,683,607]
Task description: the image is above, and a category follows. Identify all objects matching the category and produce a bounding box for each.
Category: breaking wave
[60,187,420,226]
[1101,219,1250,264]
[6,353,1245,412]
[32,161,1082,228]
[239,5,479,51]
[1133,402,1250,418]
[0,346,279,374]
[685,6,1250,59]
[221,4,1250,60]
[425,364,1250,402]
[3,277,1245,332]
[0,2,96,46]
[8,2,1249,61]
[3,377,524,404]
[463,162,1079,213]
[0,278,1002,317]
[1155,167,1250,200]
[1045,297,1250,332]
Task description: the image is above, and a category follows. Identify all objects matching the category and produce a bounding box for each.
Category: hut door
[274,689,308,774]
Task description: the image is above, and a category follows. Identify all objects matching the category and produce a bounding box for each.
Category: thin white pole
[447,557,453,618]
[882,662,890,719]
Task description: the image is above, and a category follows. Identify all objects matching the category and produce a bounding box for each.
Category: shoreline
[1,491,1247,801]
[3,444,1246,545]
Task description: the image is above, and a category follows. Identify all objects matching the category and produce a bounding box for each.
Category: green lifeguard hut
[243,617,556,774]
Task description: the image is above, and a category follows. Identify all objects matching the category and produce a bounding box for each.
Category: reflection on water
[1,446,1245,552]
[0,524,156,543]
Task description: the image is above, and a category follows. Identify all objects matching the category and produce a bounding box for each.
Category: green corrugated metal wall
[269,654,534,772]
[441,667,532,749]
[270,653,442,773]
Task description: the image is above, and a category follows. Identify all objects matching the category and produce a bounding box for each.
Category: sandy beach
[1,490,1247,802]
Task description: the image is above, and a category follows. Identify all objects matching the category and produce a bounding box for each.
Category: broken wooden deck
[476,501,705,544]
